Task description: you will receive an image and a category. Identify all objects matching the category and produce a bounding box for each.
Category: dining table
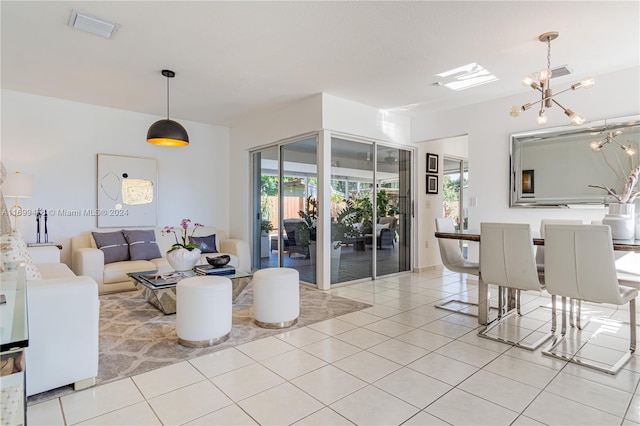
[434,229,640,325]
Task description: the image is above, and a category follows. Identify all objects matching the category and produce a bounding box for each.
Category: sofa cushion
[2,230,42,280]
[190,234,218,253]
[122,230,162,261]
[103,260,157,284]
[92,231,130,264]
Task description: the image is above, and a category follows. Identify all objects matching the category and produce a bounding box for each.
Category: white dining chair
[535,219,583,267]
[434,218,480,315]
[478,222,554,350]
[542,224,637,374]
[536,219,583,328]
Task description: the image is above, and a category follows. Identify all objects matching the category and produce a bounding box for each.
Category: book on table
[139,272,189,288]
[194,265,236,276]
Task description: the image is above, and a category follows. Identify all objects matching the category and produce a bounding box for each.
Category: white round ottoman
[176,276,232,347]
[252,268,299,328]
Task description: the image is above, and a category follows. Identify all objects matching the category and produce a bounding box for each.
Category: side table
[27,242,62,250]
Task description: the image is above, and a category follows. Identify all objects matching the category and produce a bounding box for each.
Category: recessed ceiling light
[435,63,498,91]
[68,9,120,39]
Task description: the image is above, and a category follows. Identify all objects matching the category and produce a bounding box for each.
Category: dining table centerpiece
[162,218,203,271]
[588,130,639,239]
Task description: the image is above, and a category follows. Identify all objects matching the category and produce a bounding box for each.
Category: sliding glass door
[375,145,411,276]
[252,134,412,287]
[252,136,318,285]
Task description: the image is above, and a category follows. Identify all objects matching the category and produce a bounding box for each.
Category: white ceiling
[2,1,638,127]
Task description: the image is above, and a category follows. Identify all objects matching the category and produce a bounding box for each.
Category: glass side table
[0,265,28,426]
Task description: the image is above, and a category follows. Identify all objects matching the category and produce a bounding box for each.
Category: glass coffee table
[128,269,253,315]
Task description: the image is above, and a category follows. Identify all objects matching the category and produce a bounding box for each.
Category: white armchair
[26,277,99,396]
[25,246,100,396]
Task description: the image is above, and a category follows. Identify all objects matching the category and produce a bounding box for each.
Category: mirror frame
[510,114,640,207]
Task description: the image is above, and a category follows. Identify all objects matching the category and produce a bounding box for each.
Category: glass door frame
[251,130,416,290]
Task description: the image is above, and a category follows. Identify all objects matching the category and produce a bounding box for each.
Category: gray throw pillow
[122,229,162,260]
[190,234,218,253]
[92,231,130,264]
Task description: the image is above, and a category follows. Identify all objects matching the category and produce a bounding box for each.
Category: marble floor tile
[424,388,519,426]
[408,352,478,386]
[374,367,452,409]
[290,365,367,405]
[333,351,401,383]
[147,380,232,425]
[333,327,390,349]
[60,379,144,425]
[293,407,354,425]
[458,370,541,413]
[188,347,255,378]
[330,385,419,426]
[238,382,324,425]
[76,402,160,425]
[260,348,327,380]
[184,404,258,425]
[132,361,205,399]
[274,326,330,347]
[27,398,65,426]
[523,390,623,425]
[366,338,430,365]
[299,336,362,363]
[210,363,285,401]
[235,335,296,361]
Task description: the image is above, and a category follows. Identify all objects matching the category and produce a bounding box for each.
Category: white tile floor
[28,268,640,425]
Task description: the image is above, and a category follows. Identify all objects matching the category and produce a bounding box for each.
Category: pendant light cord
[166,74,170,119]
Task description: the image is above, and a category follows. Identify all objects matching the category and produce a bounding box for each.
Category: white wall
[322,93,411,144]
[228,94,323,240]
[228,92,414,243]
[411,66,640,268]
[415,135,468,270]
[1,90,230,265]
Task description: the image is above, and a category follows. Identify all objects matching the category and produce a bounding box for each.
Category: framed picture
[427,153,439,173]
[522,169,535,194]
[426,174,438,194]
[97,154,158,227]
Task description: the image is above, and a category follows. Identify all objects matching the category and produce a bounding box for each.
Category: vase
[166,248,201,271]
[603,203,635,240]
[635,199,640,240]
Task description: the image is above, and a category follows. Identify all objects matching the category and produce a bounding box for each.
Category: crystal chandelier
[510,32,595,126]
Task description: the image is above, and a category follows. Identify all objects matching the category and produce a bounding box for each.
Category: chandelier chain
[546,38,552,70]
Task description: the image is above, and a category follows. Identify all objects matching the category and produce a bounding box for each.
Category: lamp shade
[147,119,189,146]
[3,171,34,198]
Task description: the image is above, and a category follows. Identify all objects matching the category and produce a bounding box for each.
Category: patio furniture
[283,219,307,258]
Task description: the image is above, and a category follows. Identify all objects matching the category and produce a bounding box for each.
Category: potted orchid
[162,219,204,271]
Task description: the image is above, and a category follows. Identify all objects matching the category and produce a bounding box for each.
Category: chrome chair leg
[479,288,555,351]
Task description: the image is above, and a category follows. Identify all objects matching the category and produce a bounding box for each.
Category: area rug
[28,283,370,404]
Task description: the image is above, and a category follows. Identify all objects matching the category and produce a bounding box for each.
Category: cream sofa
[71,227,251,294]
[25,246,99,396]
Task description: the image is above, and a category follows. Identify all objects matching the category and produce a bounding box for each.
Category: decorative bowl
[206,255,231,267]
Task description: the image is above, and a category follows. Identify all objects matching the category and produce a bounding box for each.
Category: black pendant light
[147,69,189,146]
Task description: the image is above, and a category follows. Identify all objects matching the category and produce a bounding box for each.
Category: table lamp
[2,171,34,231]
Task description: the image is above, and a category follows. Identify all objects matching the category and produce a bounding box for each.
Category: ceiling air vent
[550,65,571,79]
[68,9,120,39]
